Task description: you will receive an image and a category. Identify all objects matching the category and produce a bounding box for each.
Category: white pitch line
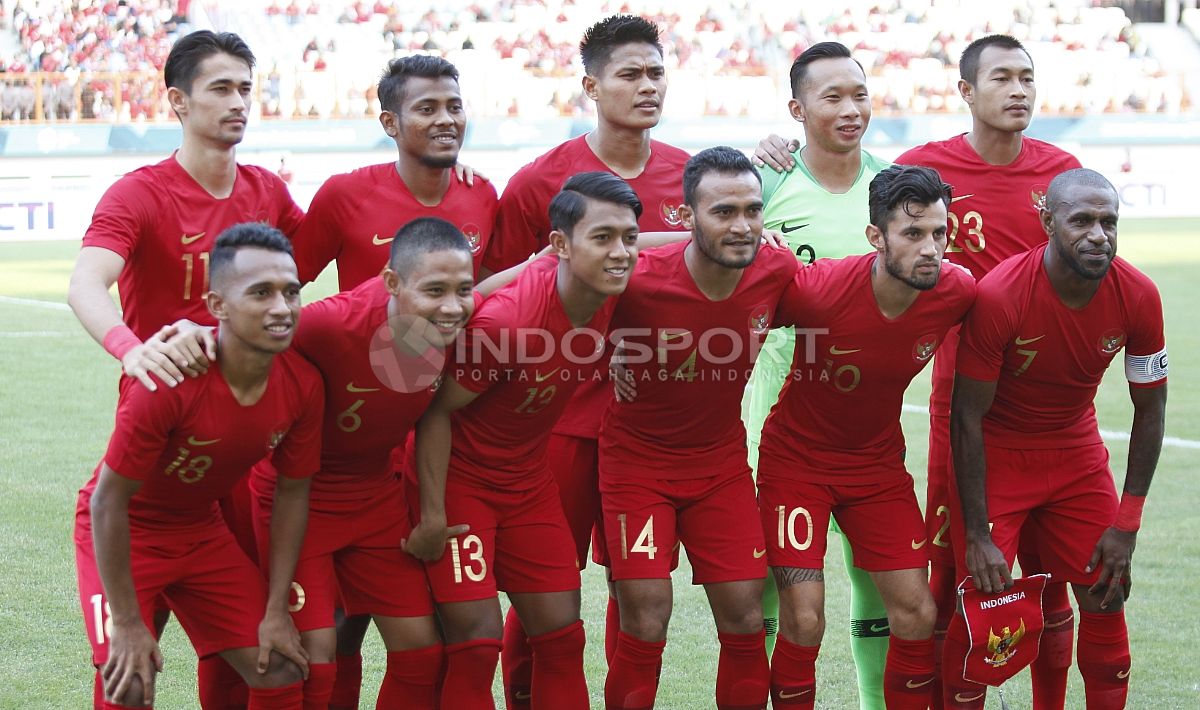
[0,295,72,311]
[901,403,1200,450]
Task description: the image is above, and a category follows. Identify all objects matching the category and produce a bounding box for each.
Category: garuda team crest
[985,618,1026,667]
[267,429,289,451]
[748,307,770,336]
[1030,184,1049,211]
[912,335,938,363]
[462,223,483,254]
[660,199,684,227]
[1098,329,1127,355]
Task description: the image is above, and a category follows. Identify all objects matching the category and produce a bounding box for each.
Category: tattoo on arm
[773,567,823,589]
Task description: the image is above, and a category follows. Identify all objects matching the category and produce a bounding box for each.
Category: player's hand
[760,229,788,250]
[155,320,217,378]
[403,518,470,562]
[122,335,187,392]
[610,357,637,403]
[1086,527,1136,609]
[965,536,1013,594]
[102,621,163,705]
[751,134,800,173]
[454,161,489,186]
[257,608,309,679]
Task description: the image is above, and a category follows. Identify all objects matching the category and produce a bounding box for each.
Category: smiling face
[681,170,764,269]
[169,51,254,146]
[868,199,948,291]
[791,56,871,155]
[381,75,465,169]
[961,45,1036,135]
[384,248,475,347]
[584,42,667,132]
[1043,183,1119,281]
[206,247,301,354]
[554,197,640,297]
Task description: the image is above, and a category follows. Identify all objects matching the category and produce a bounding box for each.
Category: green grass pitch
[0,219,1196,708]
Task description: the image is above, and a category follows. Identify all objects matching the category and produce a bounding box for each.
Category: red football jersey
[484,135,689,438]
[896,135,1081,415]
[599,242,797,480]
[445,260,616,490]
[82,154,305,341]
[760,254,976,483]
[956,245,1166,450]
[85,349,323,538]
[293,162,498,288]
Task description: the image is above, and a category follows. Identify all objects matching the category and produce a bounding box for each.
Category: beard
[1053,237,1112,280]
[418,153,459,170]
[883,239,939,291]
[694,223,759,269]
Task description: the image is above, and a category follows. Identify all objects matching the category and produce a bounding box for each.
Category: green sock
[836,522,888,710]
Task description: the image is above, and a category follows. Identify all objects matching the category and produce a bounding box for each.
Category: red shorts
[408,475,581,603]
[949,443,1118,586]
[251,480,434,632]
[220,472,259,563]
[600,468,766,584]
[548,433,603,569]
[75,490,265,666]
[756,471,929,572]
[926,412,956,566]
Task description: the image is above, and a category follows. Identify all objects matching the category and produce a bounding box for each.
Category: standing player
[945,168,1166,709]
[747,41,893,705]
[294,55,497,287]
[600,147,794,709]
[65,30,305,708]
[76,224,322,709]
[480,15,689,705]
[406,172,643,709]
[893,35,1082,708]
[757,165,974,710]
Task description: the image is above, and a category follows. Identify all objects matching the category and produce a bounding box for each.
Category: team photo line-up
[70,12,1167,710]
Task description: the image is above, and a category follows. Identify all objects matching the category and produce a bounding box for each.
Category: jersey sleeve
[292,178,344,284]
[484,168,548,272]
[452,308,510,394]
[955,280,1016,383]
[82,176,155,259]
[292,295,339,361]
[102,385,182,481]
[273,174,306,240]
[272,365,325,479]
[772,260,821,328]
[1123,279,1168,388]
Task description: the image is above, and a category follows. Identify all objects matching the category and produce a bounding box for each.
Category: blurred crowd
[0,0,1189,122]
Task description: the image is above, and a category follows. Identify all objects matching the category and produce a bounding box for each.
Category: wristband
[102,324,141,362]
[1113,494,1146,533]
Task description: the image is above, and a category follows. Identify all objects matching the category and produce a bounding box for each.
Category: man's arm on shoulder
[405,376,476,561]
[950,373,1013,594]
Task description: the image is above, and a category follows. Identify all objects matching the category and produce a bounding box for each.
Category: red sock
[1077,610,1131,710]
[884,634,935,710]
[442,638,501,709]
[605,595,620,664]
[1031,583,1073,710]
[928,562,957,710]
[941,613,986,709]
[715,629,768,709]
[248,681,304,710]
[303,662,336,710]
[94,670,104,710]
[528,619,588,710]
[329,652,362,710]
[769,635,817,709]
[377,644,443,710]
[198,654,249,709]
[502,607,534,709]
[605,630,665,710]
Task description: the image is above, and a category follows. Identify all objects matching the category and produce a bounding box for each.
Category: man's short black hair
[378,55,460,113]
[580,15,663,75]
[164,30,255,94]
[868,165,952,232]
[388,217,473,279]
[959,34,1032,85]
[209,222,293,288]
[548,172,643,237]
[789,41,863,98]
[1044,168,1118,213]
[682,146,761,208]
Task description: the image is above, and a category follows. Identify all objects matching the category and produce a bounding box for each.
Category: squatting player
[249,218,478,708]
[481,15,689,704]
[600,147,797,709]
[76,224,323,709]
[405,172,644,709]
[944,169,1166,710]
[749,41,894,704]
[758,165,974,710]
[895,34,1081,708]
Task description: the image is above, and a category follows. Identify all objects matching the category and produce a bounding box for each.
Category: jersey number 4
[618,513,658,560]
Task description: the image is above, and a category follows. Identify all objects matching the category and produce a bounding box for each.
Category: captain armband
[1124,348,1168,385]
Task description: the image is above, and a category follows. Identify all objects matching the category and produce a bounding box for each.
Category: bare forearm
[92,497,141,626]
[952,417,992,540]
[415,412,452,521]
[68,270,126,347]
[1125,396,1165,497]
[267,479,309,613]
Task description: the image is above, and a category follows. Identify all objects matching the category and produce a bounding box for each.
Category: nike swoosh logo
[346,382,380,393]
[778,689,813,699]
[514,691,532,700]
[907,677,934,689]
[951,194,975,203]
[955,692,985,702]
[829,346,861,355]
[1044,615,1073,629]
[1117,669,1130,679]
[911,538,927,550]
[661,331,689,341]
[181,232,205,245]
[535,368,559,382]
[753,548,766,559]
[371,233,394,245]
[1014,335,1045,346]
[780,222,810,234]
[186,436,220,446]
[869,622,890,634]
